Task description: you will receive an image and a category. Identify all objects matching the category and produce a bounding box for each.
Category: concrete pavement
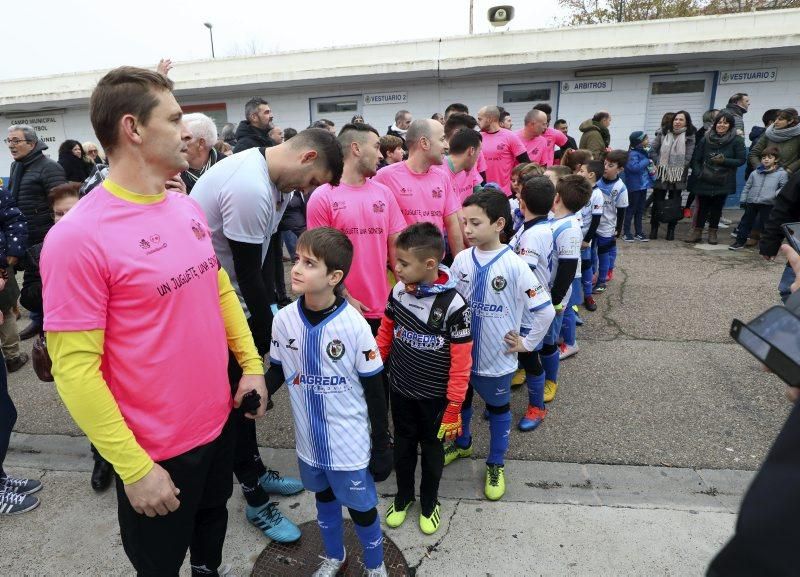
[2,434,749,576]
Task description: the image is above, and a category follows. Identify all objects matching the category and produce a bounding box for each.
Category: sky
[0,0,565,81]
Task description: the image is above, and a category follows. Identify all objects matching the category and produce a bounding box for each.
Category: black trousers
[227,352,267,491]
[391,390,446,515]
[116,415,234,577]
[696,195,728,229]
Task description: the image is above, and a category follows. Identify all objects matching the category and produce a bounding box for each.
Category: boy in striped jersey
[377,222,472,535]
[447,189,555,500]
[267,228,392,577]
[508,176,556,431]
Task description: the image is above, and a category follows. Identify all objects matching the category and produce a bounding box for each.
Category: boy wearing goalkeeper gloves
[267,228,392,576]
[447,189,555,500]
[376,222,472,535]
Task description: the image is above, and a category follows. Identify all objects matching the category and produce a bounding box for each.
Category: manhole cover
[252,519,411,576]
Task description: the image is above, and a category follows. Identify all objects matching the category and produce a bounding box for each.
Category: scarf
[404,265,456,298]
[592,121,610,146]
[183,149,218,185]
[657,128,687,183]
[705,128,737,148]
[764,122,800,143]
[389,123,408,137]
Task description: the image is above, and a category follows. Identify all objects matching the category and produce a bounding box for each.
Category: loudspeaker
[487,5,515,27]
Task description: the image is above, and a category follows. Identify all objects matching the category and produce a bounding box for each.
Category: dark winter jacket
[578,119,610,158]
[278,191,307,232]
[7,141,66,246]
[748,132,800,175]
[622,147,654,192]
[690,134,746,198]
[180,148,227,194]
[0,186,28,267]
[759,170,800,257]
[722,104,747,136]
[58,152,94,183]
[232,121,274,153]
[749,125,766,145]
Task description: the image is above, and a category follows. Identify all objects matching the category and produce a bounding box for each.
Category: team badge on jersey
[432,187,443,198]
[373,200,385,213]
[191,220,206,240]
[491,275,507,292]
[326,339,346,360]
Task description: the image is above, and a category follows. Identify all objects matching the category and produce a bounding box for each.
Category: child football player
[447,189,555,500]
[377,222,472,535]
[267,228,393,577]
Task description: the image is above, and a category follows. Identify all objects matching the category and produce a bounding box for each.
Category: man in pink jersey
[516,109,548,165]
[307,123,406,335]
[41,67,267,576]
[477,106,530,196]
[374,119,464,257]
[444,128,483,203]
[444,111,488,186]
[534,103,569,167]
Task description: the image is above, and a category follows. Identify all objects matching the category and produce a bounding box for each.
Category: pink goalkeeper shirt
[307,180,407,319]
[480,128,527,195]
[542,127,568,167]
[373,161,460,232]
[515,129,547,165]
[41,181,232,462]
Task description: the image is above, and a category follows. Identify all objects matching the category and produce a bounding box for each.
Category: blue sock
[353,516,384,570]
[609,244,618,271]
[526,370,545,409]
[561,306,576,346]
[456,406,473,448]
[541,350,560,384]
[316,498,344,560]
[487,409,512,466]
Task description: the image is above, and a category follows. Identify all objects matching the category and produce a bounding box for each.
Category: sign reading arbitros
[364,92,408,105]
[561,79,612,93]
[719,68,777,85]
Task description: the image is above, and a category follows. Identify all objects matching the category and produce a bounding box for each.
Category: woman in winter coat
[686,111,746,245]
[748,108,800,176]
[57,140,93,183]
[649,110,696,240]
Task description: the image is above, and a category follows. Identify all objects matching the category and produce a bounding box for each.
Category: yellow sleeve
[48,330,153,485]
[218,267,264,375]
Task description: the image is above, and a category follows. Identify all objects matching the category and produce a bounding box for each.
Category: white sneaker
[313,549,346,577]
[559,343,579,360]
[365,563,389,577]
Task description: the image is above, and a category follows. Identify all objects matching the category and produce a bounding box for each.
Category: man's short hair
[379,135,404,158]
[444,113,478,139]
[283,128,298,140]
[592,111,610,123]
[448,128,482,155]
[183,113,218,146]
[405,119,436,149]
[499,110,511,123]
[520,176,556,216]
[463,188,511,225]
[310,119,334,130]
[481,106,501,121]
[728,93,748,106]
[287,128,344,186]
[585,160,604,182]
[395,110,411,123]
[395,222,445,263]
[554,118,568,128]
[7,124,38,143]
[605,149,629,167]
[533,103,552,117]
[445,103,469,117]
[296,227,353,294]
[220,122,236,143]
[338,123,380,158]
[90,66,174,155]
[556,174,593,213]
[245,97,269,121]
[524,109,546,125]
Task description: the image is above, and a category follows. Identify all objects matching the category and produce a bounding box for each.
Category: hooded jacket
[578,119,610,158]
[741,166,788,205]
[622,147,654,192]
[232,121,274,153]
[7,140,66,246]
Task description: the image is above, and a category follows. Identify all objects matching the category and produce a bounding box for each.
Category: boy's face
[462,204,503,247]
[394,247,437,286]
[762,154,778,169]
[577,164,597,185]
[291,247,342,296]
[603,160,621,180]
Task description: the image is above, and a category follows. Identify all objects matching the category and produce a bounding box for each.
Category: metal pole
[209,27,215,59]
[469,0,474,34]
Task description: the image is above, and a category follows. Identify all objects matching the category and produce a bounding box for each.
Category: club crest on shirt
[431,187,443,199]
[430,307,444,329]
[190,220,206,240]
[398,187,412,197]
[496,142,507,151]
[373,200,385,213]
[326,339,345,360]
[491,275,507,292]
[332,200,347,211]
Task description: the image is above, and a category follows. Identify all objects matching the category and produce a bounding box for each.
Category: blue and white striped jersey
[579,187,605,236]
[269,299,383,471]
[508,217,553,290]
[450,246,551,377]
[550,213,584,291]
